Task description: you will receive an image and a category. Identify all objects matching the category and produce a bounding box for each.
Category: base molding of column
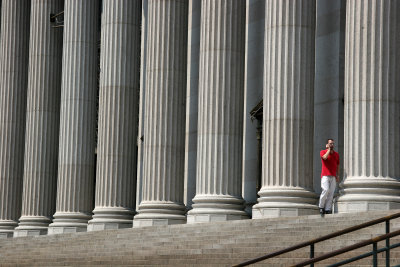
[0,220,18,238]
[87,207,134,231]
[187,195,249,224]
[252,187,319,219]
[13,216,52,237]
[48,212,92,235]
[0,231,14,238]
[133,202,186,227]
[336,176,400,213]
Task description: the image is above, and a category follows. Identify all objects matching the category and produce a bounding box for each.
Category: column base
[87,207,134,231]
[0,231,14,238]
[14,216,52,237]
[336,200,400,213]
[14,229,48,237]
[187,195,249,223]
[48,212,92,235]
[337,176,400,213]
[133,201,186,227]
[0,220,18,238]
[252,187,319,219]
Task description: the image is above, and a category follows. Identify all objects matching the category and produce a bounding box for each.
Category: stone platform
[1,210,400,266]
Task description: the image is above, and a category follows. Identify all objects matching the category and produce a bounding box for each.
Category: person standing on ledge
[319,138,340,216]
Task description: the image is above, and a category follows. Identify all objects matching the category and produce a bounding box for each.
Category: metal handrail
[233,212,400,267]
[291,229,400,267]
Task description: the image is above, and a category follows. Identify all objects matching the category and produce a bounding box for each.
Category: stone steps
[1,210,400,266]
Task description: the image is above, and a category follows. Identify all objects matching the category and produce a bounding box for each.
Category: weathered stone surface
[1,210,399,265]
[252,0,318,218]
[187,0,248,223]
[0,0,31,238]
[88,0,141,231]
[134,0,188,227]
[14,0,64,237]
[337,0,400,212]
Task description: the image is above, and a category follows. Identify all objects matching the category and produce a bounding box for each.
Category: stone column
[337,0,400,212]
[252,0,318,219]
[87,0,141,231]
[133,0,188,227]
[187,0,248,223]
[0,0,31,238]
[48,0,99,235]
[14,0,64,237]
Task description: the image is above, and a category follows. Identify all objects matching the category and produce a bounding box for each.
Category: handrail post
[386,220,390,267]
[373,242,378,267]
[386,219,390,234]
[310,244,314,267]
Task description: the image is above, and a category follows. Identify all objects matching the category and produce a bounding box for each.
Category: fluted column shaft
[252,0,318,219]
[14,0,64,237]
[187,0,248,223]
[0,0,30,238]
[48,0,99,235]
[133,0,188,227]
[87,0,141,231]
[337,0,400,212]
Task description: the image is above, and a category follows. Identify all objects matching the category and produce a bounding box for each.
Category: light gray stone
[1,210,397,265]
[252,0,319,218]
[0,0,31,237]
[187,0,248,223]
[88,0,141,231]
[134,0,188,227]
[14,0,64,237]
[336,0,400,213]
[49,0,100,235]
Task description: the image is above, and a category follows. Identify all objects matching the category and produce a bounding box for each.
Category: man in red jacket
[319,139,340,216]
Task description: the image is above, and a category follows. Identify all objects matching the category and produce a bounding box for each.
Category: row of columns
[1,0,400,238]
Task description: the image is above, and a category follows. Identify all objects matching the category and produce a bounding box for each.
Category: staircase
[1,210,400,266]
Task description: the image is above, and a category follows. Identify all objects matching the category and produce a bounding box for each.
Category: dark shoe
[325,210,332,214]
[319,208,325,217]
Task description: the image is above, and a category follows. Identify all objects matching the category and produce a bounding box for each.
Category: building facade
[1,0,400,238]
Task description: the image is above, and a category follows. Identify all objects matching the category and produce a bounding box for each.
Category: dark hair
[326,138,334,144]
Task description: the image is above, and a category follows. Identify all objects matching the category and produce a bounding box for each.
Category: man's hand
[335,175,339,183]
[326,144,332,152]
[322,146,331,160]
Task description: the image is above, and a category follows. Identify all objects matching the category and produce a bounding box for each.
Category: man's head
[326,139,335,150]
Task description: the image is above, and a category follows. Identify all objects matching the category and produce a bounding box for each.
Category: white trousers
[319,176,336,211]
